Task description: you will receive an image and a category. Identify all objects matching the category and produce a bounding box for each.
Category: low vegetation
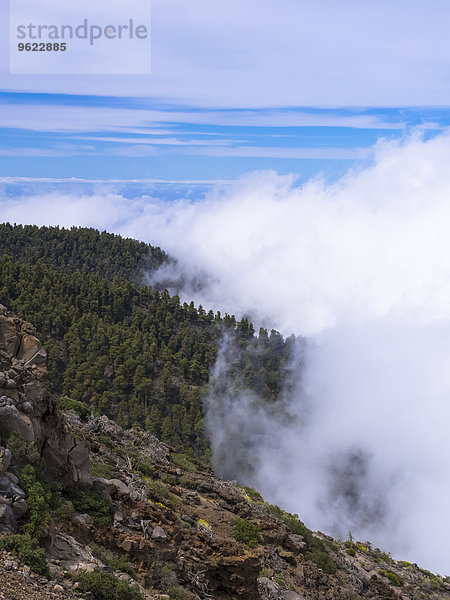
[68,489,112,526]
[90,460,114,479]
[379,569,404,586]
[233,518,260,546]
[265,504,337,574]
[76,567,144,600]
[89,543,135,576]
[0,534,50,577]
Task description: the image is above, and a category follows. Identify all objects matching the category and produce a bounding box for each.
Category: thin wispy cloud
[0,102,404,133]
[2,0,450,105]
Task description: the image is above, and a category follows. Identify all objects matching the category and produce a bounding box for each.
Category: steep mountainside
[0,224,292,460]
[0,307,449,600]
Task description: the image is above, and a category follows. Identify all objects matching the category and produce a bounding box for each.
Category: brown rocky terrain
[0,305,449,600]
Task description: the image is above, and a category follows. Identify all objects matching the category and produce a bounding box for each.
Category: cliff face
[0,305,89,499]
[0,304,50,444]
[0,307,449,600]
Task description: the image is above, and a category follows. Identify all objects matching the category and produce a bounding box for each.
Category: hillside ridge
[0,306,449,600]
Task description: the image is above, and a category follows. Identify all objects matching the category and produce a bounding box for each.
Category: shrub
[265,504,337,574]
[89,543,135,576]
[347,548,356,557]
[3,431,40,472]
[179,476,198,490]
[68,489,112,526]
[372,548,394,564]
[57,395,91,421]
[90,461,113,479]
[19,465,51,538]
[134,459,155,477]
[144,478,171,501]
[167,586,190,600]
[52,499,75,520]
[233,518,259,546]
[98,434,114,448]
[259,568,272,578]
[242,486,263,502]
[306,547,337,574]
[379,570,404,586]
[171,453,198,473]
[0,534,49,577]
[77,567,143,600]
[161,474,177,486]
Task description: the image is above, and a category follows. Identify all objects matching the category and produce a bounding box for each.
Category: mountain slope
[0,306,448,600]
[0,223,291,459]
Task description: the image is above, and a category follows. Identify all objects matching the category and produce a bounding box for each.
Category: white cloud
[2,0,450,105]
[0,102,401,134]
[187,145,371,160]
[78,136,238,146]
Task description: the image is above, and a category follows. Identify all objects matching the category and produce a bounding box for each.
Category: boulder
[0,404,35,441]
[17,333,45,365]
[108,478,130,498]
[43,435,91,486]
[141,519,153,538]
[5,472,19,485]
[257,577,281,600]
[72,513,94,526]
[0,447,12,474]
[0,474,26,499]
[152,526,168,541]
[0,503,17,533]
[92,477,115,497]
[285,534,306,551]
[46,532,98,570]
[0,320,20,356]
[11,498,28,518]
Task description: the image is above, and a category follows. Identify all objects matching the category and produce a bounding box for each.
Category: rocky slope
[0,306,449,600]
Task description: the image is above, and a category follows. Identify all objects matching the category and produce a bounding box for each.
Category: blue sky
[1,95,449,183]
[2,0,450,184]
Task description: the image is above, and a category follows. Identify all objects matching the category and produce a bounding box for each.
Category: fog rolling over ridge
[3,132,450,572]
[146,133,450,575]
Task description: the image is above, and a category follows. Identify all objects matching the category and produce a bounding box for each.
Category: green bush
[306,547,337,574]
[77,568,143,600]
[144,478,171,501]
[379,570,404,586]
[52,499,75,520]
[171,453,198,473]
[90,461,113,479]
[69,489,112,526]
[167,586,190,600]
[233,518,259,546]
[265,504,337,575]
[89,543,135,576]
[0,534,49,577]
[242,486,264,502]
[179,476,198,490]
[58,395,91,421]
[2,431,40,472]
[161,474,177,486]
[134,459,155,477]
[19,465,51,538]
[347,548,356,557]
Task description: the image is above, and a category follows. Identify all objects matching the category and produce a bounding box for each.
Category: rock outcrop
[0,306,90,496]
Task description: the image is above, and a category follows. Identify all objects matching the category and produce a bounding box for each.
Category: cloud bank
[2,132,450,572]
